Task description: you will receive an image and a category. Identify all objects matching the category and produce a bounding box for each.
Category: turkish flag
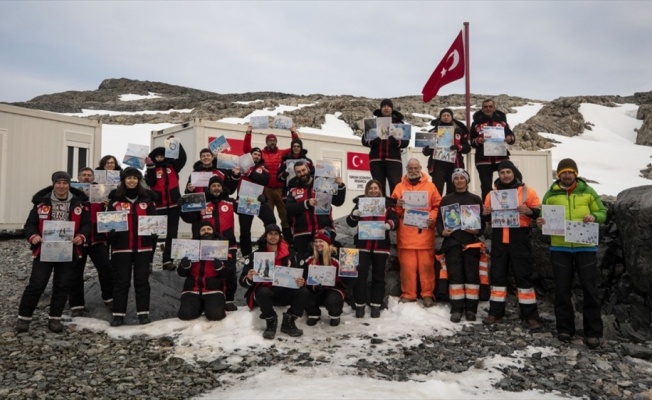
[421,30,465,103]
[347,152,370,171]
[208,137,245,156]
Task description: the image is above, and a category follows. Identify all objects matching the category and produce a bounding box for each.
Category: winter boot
[280,313,303,337]
[138,314,151,325]
[15,318,30,333]
[263,315,278,340]
[306,316,320,326]
[224,302,238,312]
[370,306,381,318]
[355,304,365,318]
[48,319,64,333]
[330,317,340,327]
[110,316,124,327]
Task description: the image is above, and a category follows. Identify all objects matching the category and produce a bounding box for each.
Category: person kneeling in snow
[177,221,228,321]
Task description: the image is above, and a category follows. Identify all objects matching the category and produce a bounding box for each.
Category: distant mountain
[5,78,652,152]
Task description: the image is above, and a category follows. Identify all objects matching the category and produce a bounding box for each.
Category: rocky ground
[1,234,652,399]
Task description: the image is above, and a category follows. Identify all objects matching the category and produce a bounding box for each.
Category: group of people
[14,99,607,349]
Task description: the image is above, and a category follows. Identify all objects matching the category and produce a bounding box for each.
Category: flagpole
[464,22,471,130]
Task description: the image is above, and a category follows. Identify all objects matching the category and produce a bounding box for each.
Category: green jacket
[541,178,607,248]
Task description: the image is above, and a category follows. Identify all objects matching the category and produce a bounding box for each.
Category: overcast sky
[1,1,650,103]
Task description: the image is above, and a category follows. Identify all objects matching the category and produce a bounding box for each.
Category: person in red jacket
[16,171,91,334]
[185,148,238,195]
[107,168,158,327]
[177,221,228,321]
[145,139,187,270]
[362,99,409,197]
[243,125,299,240]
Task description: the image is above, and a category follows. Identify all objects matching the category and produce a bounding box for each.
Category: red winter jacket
[243,131,299,189]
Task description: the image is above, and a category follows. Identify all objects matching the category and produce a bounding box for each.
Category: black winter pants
[238,203,276,257]
[69,243,114,309]
[551,250,603,338]
[112,251,151,316]
[254,285,311,319]
[430,161,458,197]
[476,163,500,202]
[306,288,344,318]
[353,250,388,306]
[370,160,403,197]
[18,259,74,318]
[446,245,480,313]
[178,292,226,321]
[224,250,237,302]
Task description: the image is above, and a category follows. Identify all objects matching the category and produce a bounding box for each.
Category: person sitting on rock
[239,224,311,339]
[177,221,228,321]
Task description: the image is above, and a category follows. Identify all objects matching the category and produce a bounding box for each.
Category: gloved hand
[180,257,191,269]
[177,196,187,206]
[388,135,398,145]
[280,171,289,180]
[213,258,224,269]
[150,234,158,243]
[384,223,392,231]
[107,229,118,241]
[351,209,361,217]
[145,157,154,167]
[257,194,266,203]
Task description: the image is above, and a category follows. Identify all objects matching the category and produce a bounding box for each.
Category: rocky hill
[7,77,652,156]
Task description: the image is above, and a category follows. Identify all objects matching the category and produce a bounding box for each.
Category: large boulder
[613,185,652,293]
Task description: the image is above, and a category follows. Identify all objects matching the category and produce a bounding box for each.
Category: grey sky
[1,1,650,103]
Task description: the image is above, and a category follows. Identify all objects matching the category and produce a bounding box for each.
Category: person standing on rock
[346,179,398,318]
[286,161,347,259]
[391,159,441,307]
[145,138,187,270]
[239,224,311,339]
[176,221,228,321]
[536,158,606,349]
[481,161,541,330]
[362,98,409,197]
[435,169,484,323]
[422,108,471,196]
[107,167,158,327]
[243,125,300,241]
[68,167,114,317]
[470,99,516,201]
[16,171,91,334]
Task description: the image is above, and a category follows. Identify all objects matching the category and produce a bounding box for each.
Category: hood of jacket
[31,185,87,204]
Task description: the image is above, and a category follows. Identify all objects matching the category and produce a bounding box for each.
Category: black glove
[423,145,431,151]
[150,234,159,243]
[388,135,398,144]
[213,258,224,268]
[180,257,191,269]
[107,229,118,241]
[280,171,289,180]
[177,196,187,206]
[257,194,266,203]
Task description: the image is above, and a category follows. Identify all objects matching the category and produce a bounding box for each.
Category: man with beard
[482,161,541,331]
[537,159,606,349]
[391,159,441,307]
[177,221,229,321]
[286,161,346,259]
[180,175,238,311]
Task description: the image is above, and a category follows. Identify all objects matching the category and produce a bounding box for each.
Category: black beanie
[380,99,393,109]
[497,160,523,182]
[556,158,579,177]
[199,220,214,231]
[264,224,282,235]
[121,167,143,181]
[208,175,224,187]
[148,147,165,159]
[439,108,454,119]
[51,171,71,185]
[291,138,303,149]
[250,147,262,155]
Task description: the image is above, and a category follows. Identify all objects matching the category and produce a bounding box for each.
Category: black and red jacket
[276,151,314,199]
[180,189,237,254]
[177,258,226,295]
[145,144,187,210]
[422,118,471,170]
[301,255,345,298]
[243,131,300,189]
[185,159,238,195]
[470,109,515,166]
[286,179,346,237]
[362,109,408,162]
[234,161,269,195]
[106,190,158,253]
[239,239,296,309]
[346,195,398,253]
[24,186,91,260]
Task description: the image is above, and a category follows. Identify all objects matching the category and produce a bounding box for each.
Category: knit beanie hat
[439,108,454,119]
[250,147,263,156]
[291,138,303,149]
[199,220,214,231]
[451,168,470,183]
[51,171,71,185]
[314,228,332,245]
[148,147,165,159]
[264,223,282,235]
[265,134,277,142]
[380,99,394,109]
[497,160,523,183]
[121,167,143,181]
[208,175,224,187]
[556,158,578,177]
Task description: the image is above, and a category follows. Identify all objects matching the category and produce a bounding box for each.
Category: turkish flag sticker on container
[347,152,370,171]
